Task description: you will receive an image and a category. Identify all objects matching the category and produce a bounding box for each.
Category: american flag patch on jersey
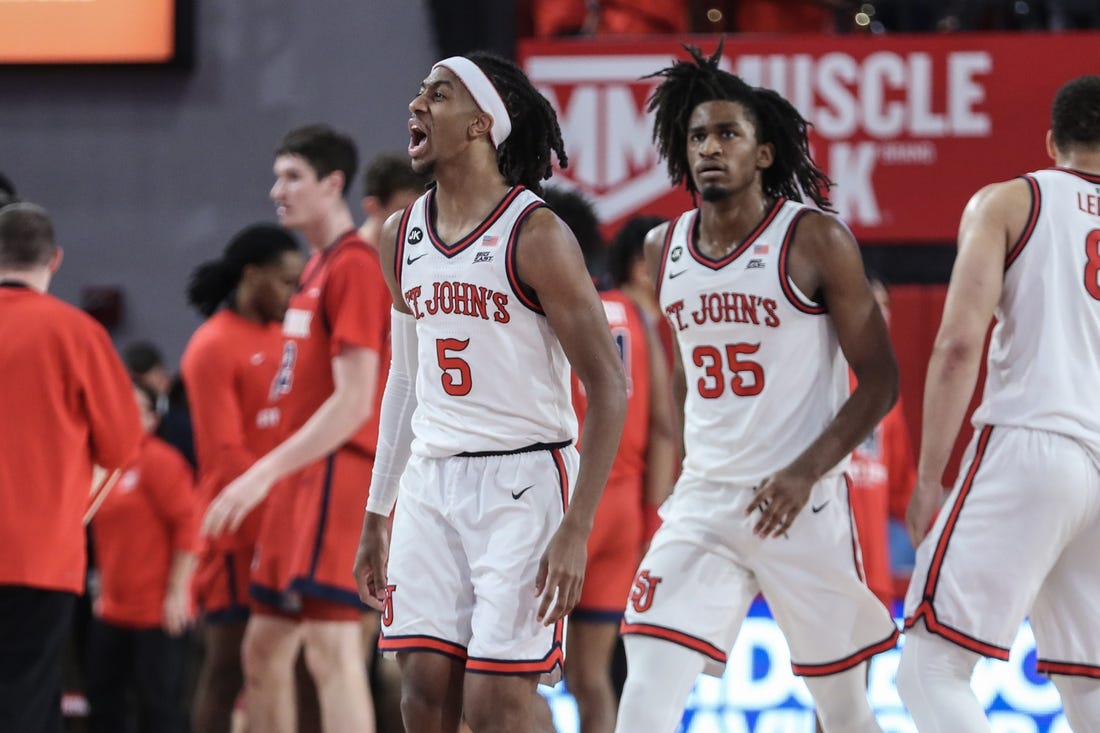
[754,243,769,254]
[481,235,499,247]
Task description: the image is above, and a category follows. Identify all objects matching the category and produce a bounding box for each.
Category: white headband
[432,56,512,148]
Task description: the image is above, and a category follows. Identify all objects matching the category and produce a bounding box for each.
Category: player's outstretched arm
[518,207,628,625]
[355,208,418,609]
[907,179,1027,546]
[746,213,898,538]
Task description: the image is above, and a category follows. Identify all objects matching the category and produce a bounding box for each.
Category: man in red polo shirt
[0,202,143,733]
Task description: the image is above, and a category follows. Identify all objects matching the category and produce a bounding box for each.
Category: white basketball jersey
[395,186,577,457]
[658,199,849,486]
[971,168,1100,459]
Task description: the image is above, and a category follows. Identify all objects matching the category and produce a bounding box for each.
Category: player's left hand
[745,469,815,538]
[906,476,946,548]
[163,587,193,637]
[535,519,588,626]
[202,466,274,537]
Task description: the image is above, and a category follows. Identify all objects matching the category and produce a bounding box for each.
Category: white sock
[803,663,882,733]
[897,625,989,732]
[1052,674,1100,731]
[613,636,705,733]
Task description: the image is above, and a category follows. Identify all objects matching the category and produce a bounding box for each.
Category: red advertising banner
[520,32,1100,244]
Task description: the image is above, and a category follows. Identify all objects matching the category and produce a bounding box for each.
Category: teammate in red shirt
[86,382,198,733]
[204,125,389,733]
[0,203,143,733]
[544,188,677,733]
[181,223,303,733]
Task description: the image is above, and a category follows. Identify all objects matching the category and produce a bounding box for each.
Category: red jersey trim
[1045,166,1100,184]
[1036,660,1100,679]
[426,186,527,258]
[505,201,549,314]
[394,202,416,286]
[1005,175,1040,270]
[620,621,727,664]
[903,426,1011,660]
[778,209,827,315]
[378,634,468,661]
[791,628,900,677]
[687,197,785,270]
[654,217,680,304]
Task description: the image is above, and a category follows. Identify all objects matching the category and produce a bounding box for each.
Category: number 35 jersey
[395,186,577,458]
[658,198,848,486]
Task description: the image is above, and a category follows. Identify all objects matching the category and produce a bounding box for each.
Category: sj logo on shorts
[381,584,397,627]
[629,570,662,613]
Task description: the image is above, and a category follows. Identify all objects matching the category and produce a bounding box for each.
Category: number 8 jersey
[971,167,1100,460]
[395,185,577,458]
[658,198,849,486]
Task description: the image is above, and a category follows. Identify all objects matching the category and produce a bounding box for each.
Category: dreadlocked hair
[467,52,568,196]
[646,41,834,212]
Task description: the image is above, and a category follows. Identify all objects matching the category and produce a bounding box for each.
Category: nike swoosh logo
[668,269,687,279]
[406,253,428,265]
[511,484,535,500]
[811,500,830,513]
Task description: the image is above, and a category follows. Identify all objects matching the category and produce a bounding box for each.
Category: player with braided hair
[614,43,899,732]
[353,52,627,732]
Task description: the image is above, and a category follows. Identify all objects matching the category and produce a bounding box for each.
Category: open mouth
[408,120,428,157]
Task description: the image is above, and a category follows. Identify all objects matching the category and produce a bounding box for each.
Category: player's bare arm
[643,222,687,456]
[354,207,415,609]
[641,318,677,514]
[746,212,899,538]
[906,178,1028,546]
[518,206,628,625]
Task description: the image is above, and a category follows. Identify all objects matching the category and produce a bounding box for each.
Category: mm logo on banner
[528,54,673,225]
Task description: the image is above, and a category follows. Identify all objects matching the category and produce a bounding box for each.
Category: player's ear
[363,195,382,220]
[323,169,346,198]
[1045,129,1058,163]
[470,112,493,142]
[756,142,774,171]
[48,247,63,273]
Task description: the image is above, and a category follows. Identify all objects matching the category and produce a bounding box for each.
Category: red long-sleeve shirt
[91,435,197,628]
[0,285,142,593]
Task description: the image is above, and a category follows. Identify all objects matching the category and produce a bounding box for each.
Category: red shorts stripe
[551,448,569,512]
[791,628,900,677]
[466,648,564,676]
[904,601,1011,661]
[922,426,994,600]
[620,621,727,664]
[378,634,468,661]
[1036,660,1100,679]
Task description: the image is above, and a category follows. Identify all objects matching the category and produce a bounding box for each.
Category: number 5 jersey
[395,185,577,458]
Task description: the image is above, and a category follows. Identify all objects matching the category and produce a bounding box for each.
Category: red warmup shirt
[0,284,143,594]
[848,372,916,605]
[274,231,390,457]
[91,435,198,628]
[572,289,651,488]
[181,310,287,551]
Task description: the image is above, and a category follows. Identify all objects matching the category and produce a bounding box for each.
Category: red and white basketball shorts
[905,425,1100,677]
[622,472,899,678]
[379,444,578,685]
